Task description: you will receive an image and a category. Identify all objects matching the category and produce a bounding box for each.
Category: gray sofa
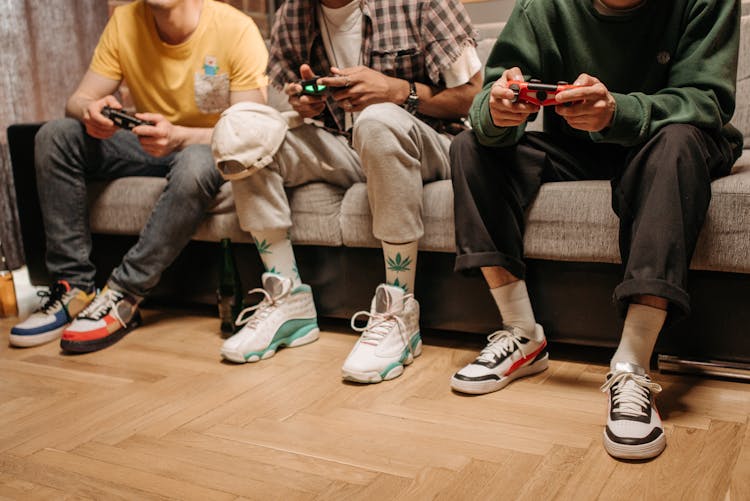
[9,18,750,367]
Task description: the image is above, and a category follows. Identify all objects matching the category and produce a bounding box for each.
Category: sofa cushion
[88,177,167,235]
[89,178,345,246]
[337,151,750,273]
[527,151,750,273]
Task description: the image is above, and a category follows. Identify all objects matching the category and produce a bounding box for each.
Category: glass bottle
[217,238,243,336]
[0,240,18,318]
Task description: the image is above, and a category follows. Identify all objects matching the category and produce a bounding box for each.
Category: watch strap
[404,81,419,114]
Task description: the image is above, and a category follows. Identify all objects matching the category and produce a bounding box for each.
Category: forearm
[65,93,95,121]
[386,75,480,120]
[415,82,478,120]
[174,126,214,148]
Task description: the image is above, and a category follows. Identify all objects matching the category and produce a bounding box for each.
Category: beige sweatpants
[230,103,452,244]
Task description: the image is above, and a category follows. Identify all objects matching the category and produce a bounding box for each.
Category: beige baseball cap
[211,102,289,180]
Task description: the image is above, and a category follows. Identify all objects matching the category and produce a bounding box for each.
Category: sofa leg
[658,354,750,382]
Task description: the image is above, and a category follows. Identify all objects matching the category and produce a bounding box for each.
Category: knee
[449,130,485,179]
[651,123,703,154]
[644,124,709,180]
[352,103,410,146]
[450,130,478,165]
[34,118,84,161]
[168,145,224,199]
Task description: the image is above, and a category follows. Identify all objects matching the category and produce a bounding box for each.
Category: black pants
[450,124,735,321]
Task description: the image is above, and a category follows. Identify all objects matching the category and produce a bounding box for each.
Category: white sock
[489,280,538,339]
[251,229,301,288]
[382,241,418,293]
[611,303,667,371]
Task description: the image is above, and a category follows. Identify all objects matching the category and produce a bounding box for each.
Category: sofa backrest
[474,15,750,145]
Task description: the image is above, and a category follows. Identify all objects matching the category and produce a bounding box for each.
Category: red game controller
[507,79,582,106]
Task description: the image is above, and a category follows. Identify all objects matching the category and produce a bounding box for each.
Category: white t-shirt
[318,1,481,129]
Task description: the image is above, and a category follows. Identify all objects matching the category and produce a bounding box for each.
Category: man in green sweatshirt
[449,0,743,460]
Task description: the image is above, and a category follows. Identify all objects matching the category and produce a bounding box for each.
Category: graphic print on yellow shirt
[89,0,269,128]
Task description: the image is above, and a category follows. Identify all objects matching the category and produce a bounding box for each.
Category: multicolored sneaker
[220,273,320,363]
[450,324,548,394]
[10,280,95,347]
[60,286,141,353]
[341,284,422,383]
[601,362,666,460]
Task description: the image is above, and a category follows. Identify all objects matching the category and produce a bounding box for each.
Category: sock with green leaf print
[383,241,418,293]
[251,228,301,288]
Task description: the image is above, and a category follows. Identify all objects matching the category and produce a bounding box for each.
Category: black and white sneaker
[450,324,548,395]
[601,362,666,460]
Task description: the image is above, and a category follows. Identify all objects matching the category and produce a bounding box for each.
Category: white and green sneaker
[220,273,319,363]
[341,284,422,383]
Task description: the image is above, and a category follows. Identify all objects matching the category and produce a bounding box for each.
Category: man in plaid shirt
[219,0,482,382]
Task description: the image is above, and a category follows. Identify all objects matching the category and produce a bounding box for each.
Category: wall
[463,0,515,24]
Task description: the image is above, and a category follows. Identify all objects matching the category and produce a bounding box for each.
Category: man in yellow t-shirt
[10,0,269,353]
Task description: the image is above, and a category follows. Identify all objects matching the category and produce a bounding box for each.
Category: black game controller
[101,106,154,130]
[298,76,328,96]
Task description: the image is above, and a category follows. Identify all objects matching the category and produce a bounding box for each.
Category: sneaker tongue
[261,272,289,297]
[375,284,405,314]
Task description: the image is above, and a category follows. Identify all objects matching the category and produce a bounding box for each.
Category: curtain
[0,0,108,269]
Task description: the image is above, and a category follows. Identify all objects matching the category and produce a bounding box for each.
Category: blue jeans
[34,118,224,298]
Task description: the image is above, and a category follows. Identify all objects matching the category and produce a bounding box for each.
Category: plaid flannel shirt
[269,0,478,135]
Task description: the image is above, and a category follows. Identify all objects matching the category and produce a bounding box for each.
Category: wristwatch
[403,81,419,114]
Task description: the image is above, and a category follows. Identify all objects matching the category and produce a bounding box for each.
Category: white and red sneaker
[450,324,548,394]
[601,362,666,460]
[60,286,141,353]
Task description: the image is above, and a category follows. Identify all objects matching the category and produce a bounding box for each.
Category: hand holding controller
[298,76,328,96]
[507,79,583,106]
[101,106,155,130]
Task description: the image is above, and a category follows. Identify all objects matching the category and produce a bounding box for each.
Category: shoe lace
[600,371,662,418]
[78,289,127,327]
[234,285,291,329]
[38,282,71,314]
[350,293,414,354]
[476,327,527,363]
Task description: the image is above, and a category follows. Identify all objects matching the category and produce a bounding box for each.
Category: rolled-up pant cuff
[613,278,690,323]
[107,277,145,304]
[454,251,526,280]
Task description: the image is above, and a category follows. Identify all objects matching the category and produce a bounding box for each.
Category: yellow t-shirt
[89,0,268,128]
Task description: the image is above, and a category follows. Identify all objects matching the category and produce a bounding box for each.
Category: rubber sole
[60,312,142,354]
[342,337,423,384]
[450,352,549,395]
[9,325,66,348]
[603,430,667,460]
[221,326,320,364]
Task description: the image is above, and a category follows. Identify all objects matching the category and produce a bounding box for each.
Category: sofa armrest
[7,123,49,285]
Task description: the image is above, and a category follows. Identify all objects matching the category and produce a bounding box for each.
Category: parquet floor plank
[729,418,750,500]
[1,310,747,499]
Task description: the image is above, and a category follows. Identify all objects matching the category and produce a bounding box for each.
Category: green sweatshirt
[471,0,744,156]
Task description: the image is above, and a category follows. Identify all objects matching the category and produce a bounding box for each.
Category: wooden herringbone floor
[1,307,748,500]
